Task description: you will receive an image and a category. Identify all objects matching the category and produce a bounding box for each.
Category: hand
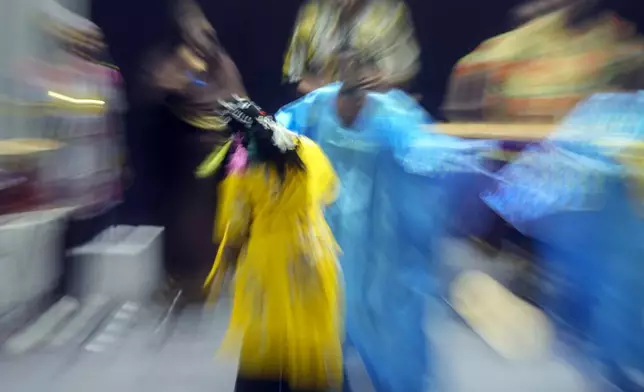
[357,70,389,91]
[149,55,192,92]
[140,45,201,101]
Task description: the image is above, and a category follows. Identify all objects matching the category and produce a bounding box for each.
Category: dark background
[84,0,643,228]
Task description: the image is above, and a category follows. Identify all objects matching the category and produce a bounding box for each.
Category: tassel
[204,223,229,289]
[227,135,248,174]
[257,116,297,152]
[195,139,233,178]
[204,224,230,307]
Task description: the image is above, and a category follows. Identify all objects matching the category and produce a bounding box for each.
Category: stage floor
[0,240,614,392]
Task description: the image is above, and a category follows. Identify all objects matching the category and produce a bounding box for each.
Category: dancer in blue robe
[276,57,497,392]
[483,92,644,390]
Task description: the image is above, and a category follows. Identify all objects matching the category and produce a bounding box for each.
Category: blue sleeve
[374,90,498,176]
[482,93,640,231]
[274,83,340,138]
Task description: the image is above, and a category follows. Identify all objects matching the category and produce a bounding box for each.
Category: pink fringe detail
[227,135,248,174]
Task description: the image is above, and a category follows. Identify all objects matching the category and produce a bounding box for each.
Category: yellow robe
[208,137,343,390]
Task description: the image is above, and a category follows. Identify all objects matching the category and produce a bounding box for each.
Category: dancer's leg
[342,368,353,392]
[234,376,282,392]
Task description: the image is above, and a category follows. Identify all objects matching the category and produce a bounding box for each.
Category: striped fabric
[443,11,644,123]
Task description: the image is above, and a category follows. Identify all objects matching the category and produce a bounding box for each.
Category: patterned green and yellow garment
[283,0,420,87]
[444,10,644,123]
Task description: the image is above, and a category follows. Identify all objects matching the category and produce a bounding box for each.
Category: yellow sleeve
[214,173,251,246]
[300,137,338,205]
[283,1,318,83]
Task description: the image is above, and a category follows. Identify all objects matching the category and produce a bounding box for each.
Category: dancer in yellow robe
[201,97,343,392]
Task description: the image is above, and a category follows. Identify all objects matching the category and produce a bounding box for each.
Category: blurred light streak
[47,91,104,105]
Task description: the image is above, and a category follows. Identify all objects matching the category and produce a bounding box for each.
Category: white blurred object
[450,270,554,361]
[0,208,69,317]
[69,225,164,302]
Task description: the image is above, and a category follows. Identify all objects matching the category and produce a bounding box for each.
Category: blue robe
[482,92,644,388]
[276,84,496,392]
